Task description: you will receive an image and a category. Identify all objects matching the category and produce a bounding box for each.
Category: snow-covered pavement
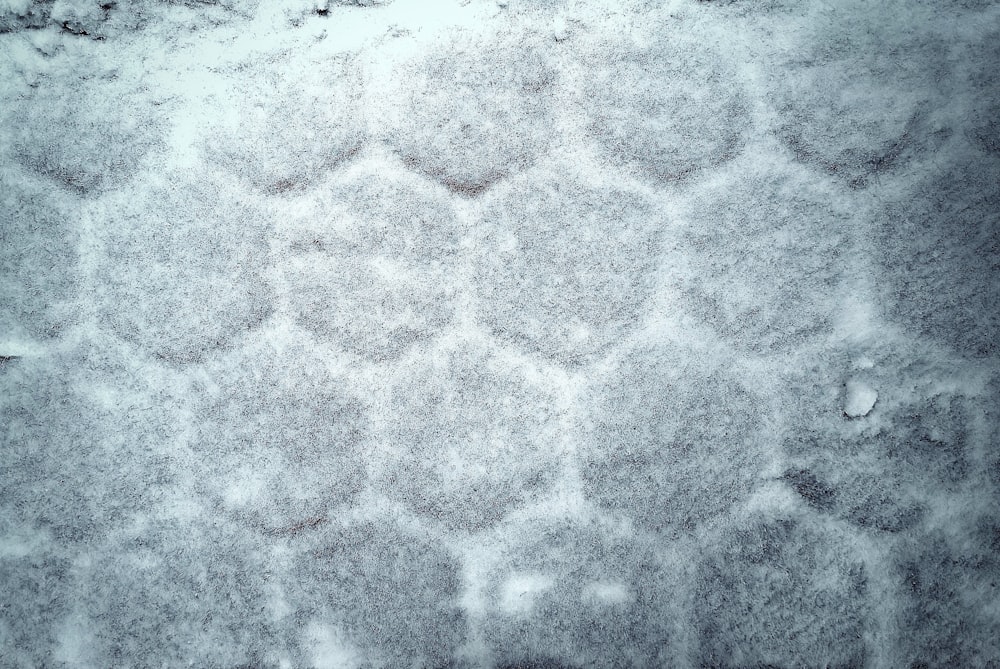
[1,0,998,666]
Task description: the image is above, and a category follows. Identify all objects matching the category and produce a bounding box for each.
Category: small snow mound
[853,356,875,370]
[844,380,877,417]
[552,16,568,41]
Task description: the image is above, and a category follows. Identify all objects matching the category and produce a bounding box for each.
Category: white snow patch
[844,380,878,418]
[0,0,29,14]
[581,580,631,606]
[500,572,555,615]
[552,16,568,41]
[53,613,90,668]
[853,356,875,370]
[304,622,365,669]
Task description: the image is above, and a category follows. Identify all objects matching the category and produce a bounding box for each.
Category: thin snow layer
[1,0,998,667]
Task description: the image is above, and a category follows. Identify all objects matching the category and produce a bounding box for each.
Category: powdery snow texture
[1,0,998,667]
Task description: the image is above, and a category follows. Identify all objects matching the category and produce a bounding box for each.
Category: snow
[845,379,878,418]
[499,573,555,614]
[1,0,999,667]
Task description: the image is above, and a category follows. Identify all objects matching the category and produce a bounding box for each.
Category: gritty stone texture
[379,27,557,195]
[204,55,364,196]
[474,170,661,366]
[582,19,750,183]
[675,164,851,352]
[92,172,273,364]
[578,342,765,534]
[283,163,462,361]
[873,156,1000,358]
[481,518,682,667]
[696,515,870,668]
[372,343,560,531]
[0,174,79,340]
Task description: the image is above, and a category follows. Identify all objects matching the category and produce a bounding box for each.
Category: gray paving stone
[474,170,661,366]
[372,343,560,531]
[379,27,557,196]
[92,172,273,364]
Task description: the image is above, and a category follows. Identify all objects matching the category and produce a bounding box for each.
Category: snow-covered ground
[1,0,998,666]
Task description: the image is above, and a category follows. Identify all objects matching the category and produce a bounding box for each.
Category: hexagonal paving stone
[377,27,558,196]
[675,163,852,353]
[66,521,274,667]
[1,174,80,340]
[372,343,561,531]
[696,514,871,668]
[283,164,463,361]
[474,170,662,367]
[191,341,369,535]
[480,517,682,667]
[204,54,365,196]
[92,171,273,364]
[285,517,466,667]
[581,19,750,184]
[6,68,163,195]
[577,342,766,534]
[769,3,954,188]
[0,348,182,546]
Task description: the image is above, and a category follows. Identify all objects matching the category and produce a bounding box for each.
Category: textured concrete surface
[1,0,999,667]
